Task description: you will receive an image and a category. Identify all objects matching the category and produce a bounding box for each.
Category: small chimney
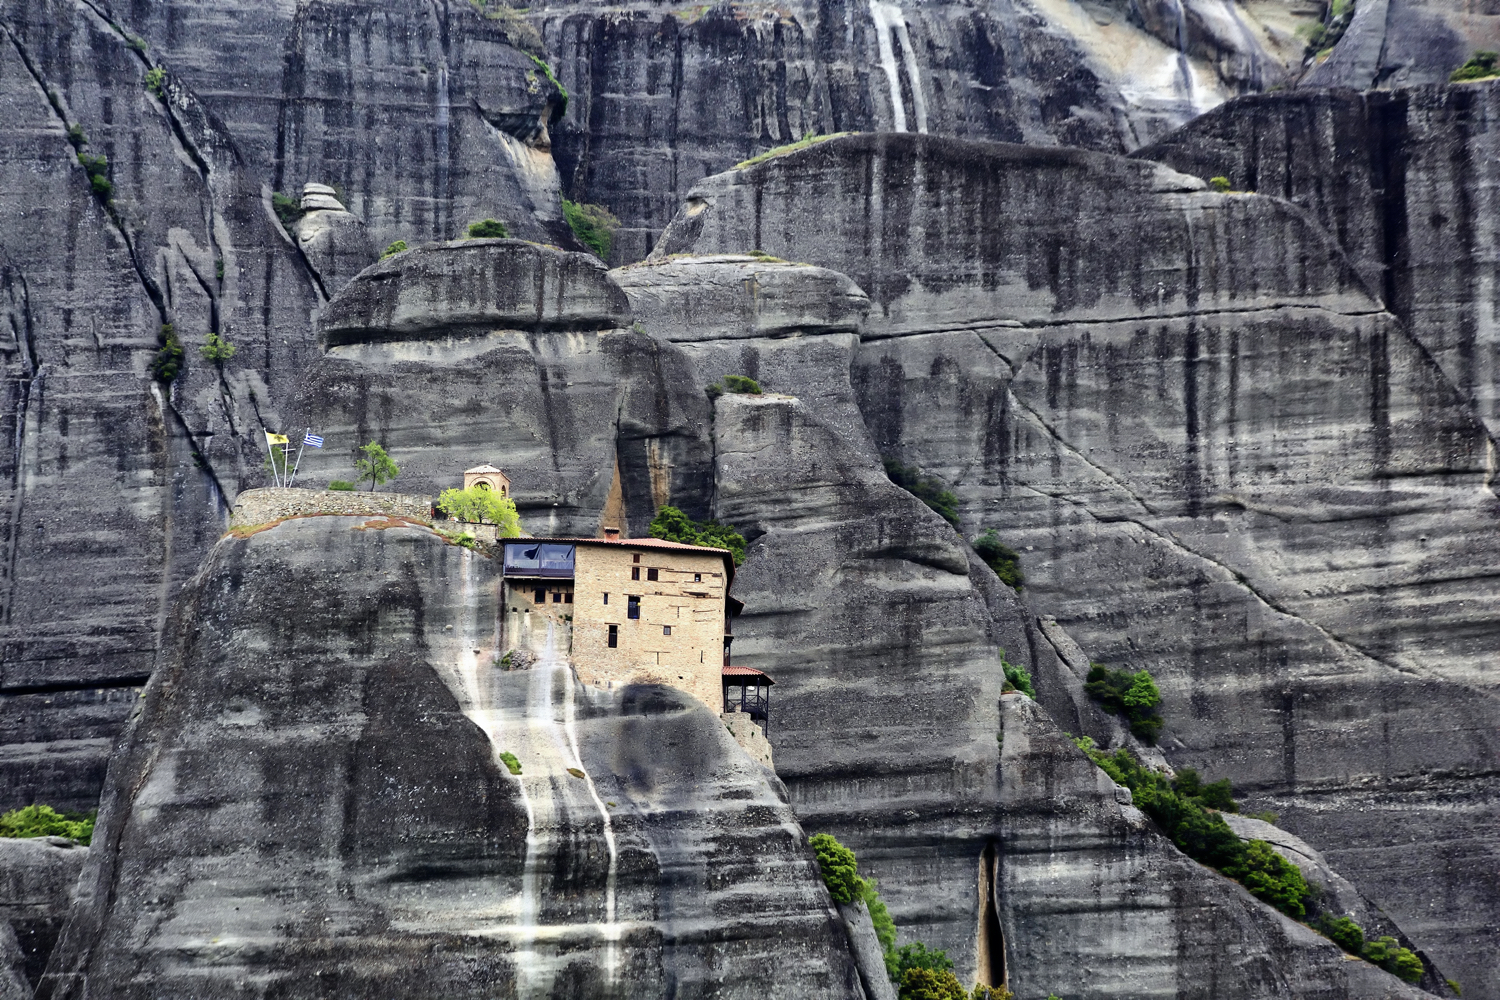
[603,526,621,541]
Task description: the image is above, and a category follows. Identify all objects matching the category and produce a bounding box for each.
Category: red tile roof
[722,665,773,683]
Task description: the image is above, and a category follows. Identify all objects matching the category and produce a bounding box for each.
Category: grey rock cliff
[653,131,1500,996]
[999,692,1429,1000]
[532,0,1306,262]
[0,838,85,998]
[37,516,865,1000]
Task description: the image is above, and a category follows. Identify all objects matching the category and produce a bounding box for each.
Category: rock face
[531,0,1308,262]
[37,516,865,1000]
[0,838,85,999]
[291,242,712,537]
[1300,0,1499,91]
[1137,80,1500,442]
[0,0,572,810]
[998,692,1427,1000]
[654,131,1500,996]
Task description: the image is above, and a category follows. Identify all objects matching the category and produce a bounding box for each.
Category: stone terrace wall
[229,489,435,527]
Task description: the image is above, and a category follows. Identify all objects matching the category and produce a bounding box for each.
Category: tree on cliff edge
[355,442,400,492]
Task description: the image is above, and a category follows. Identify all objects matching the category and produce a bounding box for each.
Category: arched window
[475,480,492,491]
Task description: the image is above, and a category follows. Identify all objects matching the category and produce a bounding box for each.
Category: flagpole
[287,428,309,488]
[264,431,281,487]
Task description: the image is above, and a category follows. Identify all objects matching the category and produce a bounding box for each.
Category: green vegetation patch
[884,459,959,526]
[1209,175,1232,192]
[272,192,304,229]
[705,374,762,400]
[498,751,522,775]
[199,331,236,364]
[527,54,568,117]
[1072,738,1318,918]
[328,480,356,492]
[150,323,184,382]
[381,240,409,260]
[437,485,522,537]
[973,529,1023,590]
[1451,51,1500,82]
[78,151,112,199]
[735,131,854,169]
[1084,664,1163,743]
[144,66,166,97]
[648,505,747,566]
[562,199,620,260]
[354,441,400,491]
[1000,649,1033,698]
[467,218,509,239]
[0,804,95,844]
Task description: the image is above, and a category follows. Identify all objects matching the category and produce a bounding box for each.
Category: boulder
[320,240,632,346]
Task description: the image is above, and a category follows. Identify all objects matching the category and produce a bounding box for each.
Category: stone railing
[229,487,435,527]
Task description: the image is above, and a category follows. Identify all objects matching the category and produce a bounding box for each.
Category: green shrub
[437,485,522,537]
[1000,649,1034,698]
[1450,51,1499,81]
[0,804,95,844]
[435,527,479,549]
[707,375,763,399]
[466,218,509,239]
[810,833,901,977]
[648,504,747,566]
[1223,839,1311,917]
[883,459,960,526]
[381,239,408,259]
[78,152,112,199]
[1209,175,1231,192]
[272,192,304,229]
[1447,978,1463,996]
[1248,809,1279,824]
[810,832,861,903]
[562,199,620,260]
[1171,768,1238,812]
[1318,915,1364,954]
[328,480,356,492]
[970,987,1013,1000]
[1357,937,1423,982]
[144,66,166,97]
[899,967,967,1000]
[527,53,568,116]
[891,942,953,980]
[498,751,522,775]
[972,529,1023,590]
[1074,744,1311,918]
[150,323,184,382]
[354,441,400,491]
[1084,665,1163,743]
[66,123,87,150]
[199,331,236,363]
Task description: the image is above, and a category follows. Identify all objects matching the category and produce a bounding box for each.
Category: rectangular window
[602,592,609,605]
[565,592,573,604]
[627,595,640,620]
[533,587,545,604]
[694,573,701,582]
[647,567,659,582]
[552,591,563,603]
[607,624,618,648]
[633,553,641,563]
[663,625,672,636]
[631,566,640,581]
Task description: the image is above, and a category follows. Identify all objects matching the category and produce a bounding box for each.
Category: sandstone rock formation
[532,0,1310,262]
[654,130,1500,995]
[0,838,85,999]
[38,516,865,999]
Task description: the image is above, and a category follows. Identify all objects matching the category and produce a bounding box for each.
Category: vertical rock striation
[37,516,866,1000]
[654,131,1500,995]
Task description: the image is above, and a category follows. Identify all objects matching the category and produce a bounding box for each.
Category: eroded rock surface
[532,0,1309,262]
[654,130,1500,996]
[37,516,864,1000]
[0,838,85,998]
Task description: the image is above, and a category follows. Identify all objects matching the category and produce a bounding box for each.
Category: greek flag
[303,433,324,448]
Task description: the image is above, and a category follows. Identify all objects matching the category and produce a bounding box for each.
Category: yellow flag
[265,432,289,445]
